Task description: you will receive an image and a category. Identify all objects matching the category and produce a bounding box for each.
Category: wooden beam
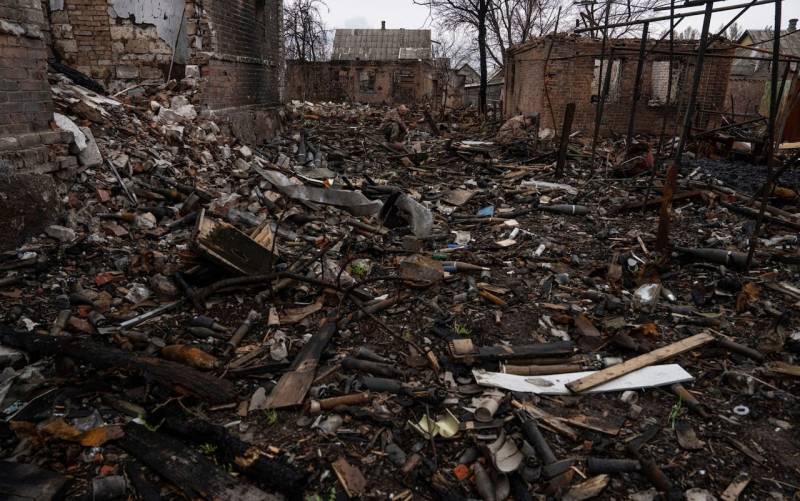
[118,423,278,501]
[0,327,236,404]
[263,314,337,409]
[566,332,715,393]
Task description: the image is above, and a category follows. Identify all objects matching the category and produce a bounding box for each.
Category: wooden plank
[721,473,751,501]
[118,423,278,501]
[263,314,337,409]
[475,364,694,395]
[193,209,276,276]
[765,361,800,378]
[565,332,714,393]
[0,461,69,501]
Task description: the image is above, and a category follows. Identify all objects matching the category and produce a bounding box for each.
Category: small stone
[149,274,178,297]
[45,225,76,242]
[0,346,24,367]
[135,212,157,230]
[185,65,200,79]
[385,443,406,465]
[125,284,151,304]
[238,145,253,160]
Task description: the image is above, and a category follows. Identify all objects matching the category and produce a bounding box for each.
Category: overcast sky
[323,1,796,35]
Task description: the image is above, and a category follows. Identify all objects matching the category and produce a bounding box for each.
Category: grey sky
[323,1,797,36]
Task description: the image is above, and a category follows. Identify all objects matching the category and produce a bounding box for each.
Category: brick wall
[504,35,734,137]
[0,0,73,174]
[0,0,51,136]
[188,0,282,111]
[286,60,434,106]
[724,78,768,118]
[48,0,182,91]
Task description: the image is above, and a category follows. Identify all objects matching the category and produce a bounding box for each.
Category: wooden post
[555,102,576,178]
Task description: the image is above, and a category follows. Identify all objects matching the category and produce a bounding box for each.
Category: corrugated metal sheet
[331,29,432,61]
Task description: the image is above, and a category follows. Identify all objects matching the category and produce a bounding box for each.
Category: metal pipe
[590,0,613,168]
[713,0,759,39]
[746,0,783,270]
[627,22,650,141]
[656,0,715,250]
[574,0,778,34]
[673,0,715,171]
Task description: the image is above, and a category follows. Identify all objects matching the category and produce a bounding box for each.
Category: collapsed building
[464,67,504,109]
[287,24,459,107]
[503,34,735,136]
[726,19,800,143]
[0,0,284,249]
[44,0,284,143]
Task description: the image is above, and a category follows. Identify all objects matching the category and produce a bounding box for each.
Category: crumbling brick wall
[47,0,185,92]
[187,0,282,110]
[0,0,71,173]
[504,35,734,136]
[724,78,768,118]
[44,0,284,142]
[286,60,434,106]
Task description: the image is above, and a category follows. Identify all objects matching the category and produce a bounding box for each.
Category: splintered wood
[566,332,715,393]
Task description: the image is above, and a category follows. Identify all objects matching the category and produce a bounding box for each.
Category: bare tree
[284,0,330,62]
[677,25,699,40]
[486,0,561,67]
[432,30,472,113]
[414,0,493,115]
[727,21,742,41]
[573,0,665,38]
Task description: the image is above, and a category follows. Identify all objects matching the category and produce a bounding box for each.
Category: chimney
[790,19,798,32]
[381,21,386,30]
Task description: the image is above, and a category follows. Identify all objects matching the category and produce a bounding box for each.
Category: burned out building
[44,0,284,143]
[503,34,735,136]
[725,20,800,120]
[464,67,504,109]
[286,24,436,106]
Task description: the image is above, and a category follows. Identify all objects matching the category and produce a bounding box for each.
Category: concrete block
[77,127,102,167]
[115,65,139,80]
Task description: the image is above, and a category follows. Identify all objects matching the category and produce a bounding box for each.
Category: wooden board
[118,423,278,501]
[194,209,276,275]
[565,332,714,393]
[475,364,694,395]
[263,315,337,409]
[721,473,751,501]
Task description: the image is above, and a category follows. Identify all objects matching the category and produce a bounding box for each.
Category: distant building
[502,34,734,136]
[287,23,438,105]
[725,19,800,124]
[457,64,480,85]
[464,67,504,109]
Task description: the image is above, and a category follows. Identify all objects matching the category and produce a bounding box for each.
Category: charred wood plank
[117,423,277,501]
[0,328,235,404]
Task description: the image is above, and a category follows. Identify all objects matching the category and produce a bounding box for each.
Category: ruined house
[465,67,504,109]
[286,24,436,106]
[44,0,284,143]
[725,19,800,120]
[503,34,735,136]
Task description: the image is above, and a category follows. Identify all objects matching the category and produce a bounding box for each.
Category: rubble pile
[1,75,799,501]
